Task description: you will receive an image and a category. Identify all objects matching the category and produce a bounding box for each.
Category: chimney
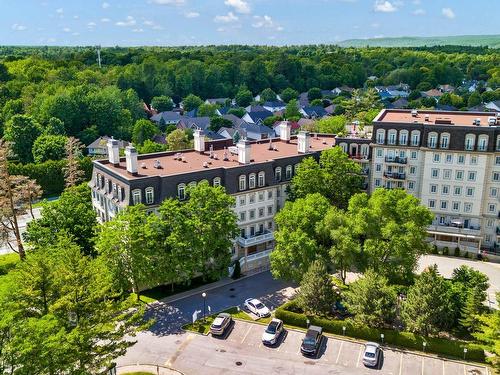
[297,131,310,154]
[237,138,251,164]
[279,121,291,142]
[107,138,120,165]
[193,129,205,153]
[125,145,138,175]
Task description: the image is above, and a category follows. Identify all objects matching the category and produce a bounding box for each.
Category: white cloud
[73,15,79,19]
[224,0,250,14]
[252,15,283,31]
[374,0,397,12]
[87,21,97,27]
[151,0,185,5]
[62,27,71,32]
[214,12,238,23]
[185,11,200,18]
[56,8,63,14]
[102,2,110,9]
[101,18,111,22]
[132,28,144,33]
[11,23,27,31]
[413,8,425,15]
[143,20,154,26]
[143,20,163,30]
[442,7,455,19]
[115,15,136,26]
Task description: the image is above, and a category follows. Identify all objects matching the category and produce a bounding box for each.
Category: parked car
[300,325,323,356]
[362,342,381,367]
[244,298,270,318]
[262,318,283,345]
[210,313,233,336]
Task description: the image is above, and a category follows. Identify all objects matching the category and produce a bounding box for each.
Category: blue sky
[1,0,499,46]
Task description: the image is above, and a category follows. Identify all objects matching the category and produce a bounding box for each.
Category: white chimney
[297,131,310,154]
[125,145,138,175]
[107,138,120,165]
[279,121,291,142]
[194,129,205,153]
[237,139,251,164]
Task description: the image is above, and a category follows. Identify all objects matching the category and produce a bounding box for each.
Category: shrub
[464,252,469,259]
[231,260,241,280]
[432,245,439,255]
[443,247,449,256]
[454,247,460,257]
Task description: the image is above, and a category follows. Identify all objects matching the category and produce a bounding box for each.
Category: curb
[117,363,185,375]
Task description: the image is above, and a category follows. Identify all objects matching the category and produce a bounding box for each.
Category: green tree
[459,292,482,334]
[44,117,66,135]
[270,193,331,283]
[344,270,396,328]
[209,116,232,132]
[24,184,97,255]
[298,260,336,315]
[166,129,190,150]
[151,95,174,112]
[182,94,203,112]
[137,139,168,154]
[401,265,455,335]
[32,134,68,163]
[260,88,277,102]
[290,147,363,209]
[280,87,299,103]
[310,98,323,107]
[4,114,42,163]
[227,107,246,118]
[132,119,159,145]
[284,99,301,119]
[198,103,219,117]
[467,91,482,108]
[316,115,346,134]
[473,294,500,372]
[308,87,322,101]
[235,86,253,107]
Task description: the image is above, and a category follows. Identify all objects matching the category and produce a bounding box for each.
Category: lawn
[0,253,20,276]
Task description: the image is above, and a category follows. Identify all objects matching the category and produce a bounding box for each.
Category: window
[268,190,273,199]
[466,187,474,197]
[495,156,500,165]
[249,209,255,220]
[239,212,246,221]
[408,181,415,190]
[239,175,246,191]
[454,186,462,196]
[443,169,451,180]
[399,130,408,145]
[375,179,381,187]
[267,221,273,230]
[267,206,273,215]
[430,184,438,193]
[470,156,478,165]
[213,177,221,187]
[440,201,448,210]
[145,187,154,204]
[239,196,246,206]
[376,149,383,158]
[240,228,246,238]
[361,144,369,157]
[488,204,496,213]
[477,135,488,151]
[464,134,475,151]
[455,170,464,180]
[440,133,450,149]
[445,154,453,163]
[249,173,256,189]
[411,131,420,146]
[411,151,418,160]
[285,165,292,179]
[428,132,438,148]
[376,129,385,144]
[258,172,265,187]
[177,184,186,200]
[189,181,196,188]
[258,192,264,202]
[428,200,436,208]
[258,208,264,218]
[275,167,282,181]
[458,155,465,164]
[388,129,397,145]
[464,203,472,213]
[442,185,450,195]
[487,219,493,227]
[132,189,141,205]
[490,187,498,197]
[493,172,500,182]
[112,183,117,198]
[118,186,124,201]
[409,166,416,175]
[433,153,440,163]
[468,171,476,181]
[249,193,255,204]
[376,164,382,172]
[431,169,439,178]
[497,135,500,151]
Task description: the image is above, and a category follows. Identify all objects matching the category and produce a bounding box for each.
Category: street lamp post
[202,292,207,322]
[342,326,346,336]
[422,342,427,352]
[463,348,467,360]
[380,333,384,344]
[306,319,310,328]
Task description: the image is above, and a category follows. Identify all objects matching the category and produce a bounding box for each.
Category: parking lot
[169,319,489,375]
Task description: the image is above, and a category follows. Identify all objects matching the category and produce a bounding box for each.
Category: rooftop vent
[153,159,162,169]
[488,117,497,126]
[203,162,209,168]
[411,109,418,117]
[228,146,238,155]
[473,118,481,126]
[181,156,186,163]
[424,114,430,122]
[141,162,147,169]
[223,148,229,161]
[435,118,453,125]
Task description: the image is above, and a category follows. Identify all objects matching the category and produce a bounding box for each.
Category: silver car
[362,342,381,367]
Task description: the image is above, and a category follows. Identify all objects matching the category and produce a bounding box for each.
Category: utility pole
[96,45,102,68]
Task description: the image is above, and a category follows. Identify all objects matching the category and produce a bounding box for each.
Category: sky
[1,0,499,46]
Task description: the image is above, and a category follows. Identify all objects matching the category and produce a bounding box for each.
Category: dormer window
[258,172,265,187]
[477,135,488,151]
[388,129,397,145]
[285,165,293,180]
[249,173,256,189]
[275,167,282,182]
[399,130,408,146]
[428,132,438,148]
[132,189,141,205]
[177,184,186,200]
[465,134,475,151]
[376,129,385,144]
[411,130,420,146]
[440,133,450,149]
[239,175,246,191]
[213,177,221,187]
[145,187,154,205]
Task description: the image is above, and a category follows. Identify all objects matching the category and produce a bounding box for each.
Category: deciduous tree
[151,95,174,112]
[32,134,68,163]
[64,136,85,188]
[3,114,42,163]
[132,119,159,145]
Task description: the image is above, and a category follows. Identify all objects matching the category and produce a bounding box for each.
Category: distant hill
[338,35,500,48]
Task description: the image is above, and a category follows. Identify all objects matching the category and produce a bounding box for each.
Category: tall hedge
[8,157,93,197]
[275,301,485,362]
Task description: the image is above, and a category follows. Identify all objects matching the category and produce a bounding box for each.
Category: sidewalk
[117,364,183,375]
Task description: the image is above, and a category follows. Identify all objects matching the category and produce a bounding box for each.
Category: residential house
[263,100,286,113]
[205,98,230,106]
[242,109,274,125]
[87,136,129,157]
[177,117,211,131]
[150,111,184,126]
[299,106,329,119]
[420,89,444,101]
[485,100,500,112]
[438,84,455,93]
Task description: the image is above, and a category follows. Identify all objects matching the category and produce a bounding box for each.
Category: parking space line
[335,341,343,364]
[241,325,252,344]
[463,364,466,375]
[442,360,445,375]
[421,357,424,375]
[356,346,363,367]
[399,352,403,375]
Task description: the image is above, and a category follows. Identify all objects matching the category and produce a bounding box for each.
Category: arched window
[464,134,476,151]
[388,129,397,145]
[112,183,117,198]
[376,129,385,144]
[399,130,408,145]
[275,167,282,182]
[188,181,197,188]
[361,144,369,157]
[177,184,186,200]
[285,165,293,180]
[145,187,154,205]
[213,177,221,187]
[339,143,348,153]
[132,189,141,205]
[249,173,256,189]
[427,132,438,148]
[258,171,265,187]
[477,135,488,151]
[440,132,450,149]
[239,175,246,191]
[118,186,124,201]
[411,130,420,146]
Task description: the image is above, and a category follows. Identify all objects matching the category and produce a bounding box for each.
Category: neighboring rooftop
[98,136,336,179]
[374,109,499,127]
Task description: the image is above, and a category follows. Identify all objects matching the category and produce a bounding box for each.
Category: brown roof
[97,136,336,180]
[375,109,497,127]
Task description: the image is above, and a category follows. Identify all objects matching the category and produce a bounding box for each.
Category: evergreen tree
[473,294,500,372]
[298,260,336,315]
[459,292,482,334]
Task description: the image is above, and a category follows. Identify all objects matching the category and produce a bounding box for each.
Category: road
[0,208,41,255]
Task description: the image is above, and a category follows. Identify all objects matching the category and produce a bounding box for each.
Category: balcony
[237,230,274,247]
[383,171,406,180]
[385,156,407,164]
[427,224,482,237]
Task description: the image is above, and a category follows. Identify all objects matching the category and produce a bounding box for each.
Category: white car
[262,318,283,345]
[244,298,270,318]
[362,342,381,367]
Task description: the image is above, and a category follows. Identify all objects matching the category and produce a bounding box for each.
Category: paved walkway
[117,364,183,374]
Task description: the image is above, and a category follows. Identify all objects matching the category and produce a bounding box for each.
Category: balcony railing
[383,171,406,180]
[237,230,274,247]
[385,156,407,164]
[427,224,482,236]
